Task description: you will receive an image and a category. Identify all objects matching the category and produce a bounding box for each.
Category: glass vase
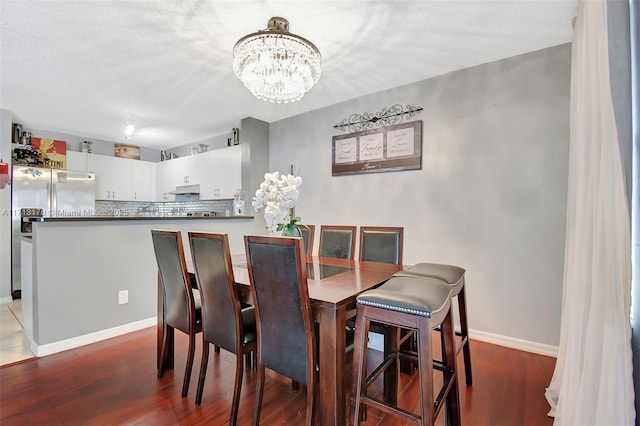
[281,224,302,237]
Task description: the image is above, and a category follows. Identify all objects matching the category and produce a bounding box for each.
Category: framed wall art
[331,120,422,176]
[115,143,140,160]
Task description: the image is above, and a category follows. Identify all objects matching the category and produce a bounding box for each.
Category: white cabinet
[197,145,242,199]
[132,161,156,201]
[86,145,240,202]
[155,157,187,201]
[66,151,87,172]
[155,145,241,200]
[87,154,131,200]
[87,154,156,201]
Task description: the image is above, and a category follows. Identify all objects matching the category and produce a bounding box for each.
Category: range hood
[168,184,200,195]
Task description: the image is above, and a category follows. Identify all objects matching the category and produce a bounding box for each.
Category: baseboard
[368,328,558,358]
[32,317,157,357]
[0,296,13,304]
[469,328,558,357]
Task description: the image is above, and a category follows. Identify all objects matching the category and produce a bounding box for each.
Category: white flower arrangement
[252,171,303,233]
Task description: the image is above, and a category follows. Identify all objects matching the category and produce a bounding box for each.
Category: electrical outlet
[118,290,128,305]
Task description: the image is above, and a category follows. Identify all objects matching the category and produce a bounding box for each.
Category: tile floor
[0,300,35,366]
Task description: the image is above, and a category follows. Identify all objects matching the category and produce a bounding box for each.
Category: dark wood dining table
[157,255,403,426]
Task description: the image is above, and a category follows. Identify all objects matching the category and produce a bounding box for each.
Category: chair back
[151,229,196,333]
[299,224,315,256]
[359,226,404,264]
[319,225,357,259]
[244,235,316,386]
[188,232,242,353]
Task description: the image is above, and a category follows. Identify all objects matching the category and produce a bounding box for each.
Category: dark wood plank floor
[0,327,555,425]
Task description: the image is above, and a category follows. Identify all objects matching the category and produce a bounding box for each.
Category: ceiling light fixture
[124,124,135,140]
[232,17,322,104]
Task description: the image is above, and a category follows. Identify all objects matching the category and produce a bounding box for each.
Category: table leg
[157,272,174,372]
[318,305,347,426]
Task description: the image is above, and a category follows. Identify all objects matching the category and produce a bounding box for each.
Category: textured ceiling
[0,0,577,150]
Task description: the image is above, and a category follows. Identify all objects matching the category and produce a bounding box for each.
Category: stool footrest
[359,394,421,424]
[364,353,396,388]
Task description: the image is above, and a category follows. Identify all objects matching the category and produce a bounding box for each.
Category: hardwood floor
[0,326,555,425]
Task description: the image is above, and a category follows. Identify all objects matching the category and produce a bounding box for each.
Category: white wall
[0,109,13,302]
[269,44,571,348]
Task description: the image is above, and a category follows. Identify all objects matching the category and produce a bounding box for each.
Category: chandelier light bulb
[232,17,322,104]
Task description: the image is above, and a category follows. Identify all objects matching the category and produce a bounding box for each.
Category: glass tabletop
[306,263,352,280]
[232,260,352,280]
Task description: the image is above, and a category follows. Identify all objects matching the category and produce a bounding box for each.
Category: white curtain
[544,0,634,425]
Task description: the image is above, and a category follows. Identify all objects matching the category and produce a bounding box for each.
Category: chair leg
[214,344,221,354]
[351,309,370,425]
[252,365,265,426]
[441,309,461,426]
[306,374,316,426]
[182,332,197,397]
[417,320,436,426]
[195,341,210,405]
[230,351,245,426]
[457,287,473,385]
[158,325,172,379]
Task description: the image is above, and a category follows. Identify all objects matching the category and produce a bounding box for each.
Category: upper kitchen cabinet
[87,154,156,201]
[156,145,241,200]
[155,155,200,201]
[131,160,156,201]
[197,145,242,199]
[66,151,87,172]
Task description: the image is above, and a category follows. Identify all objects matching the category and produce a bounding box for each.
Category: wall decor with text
[331,120,422,176]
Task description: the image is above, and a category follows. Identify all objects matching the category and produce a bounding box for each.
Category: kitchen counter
[22,215,262,356]
[41,215,254,222]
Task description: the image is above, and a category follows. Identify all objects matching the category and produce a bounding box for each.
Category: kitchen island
[22,215,259,356]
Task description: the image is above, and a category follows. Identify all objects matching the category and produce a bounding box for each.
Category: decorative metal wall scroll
[333,104,423,133]
[332,120,422,176]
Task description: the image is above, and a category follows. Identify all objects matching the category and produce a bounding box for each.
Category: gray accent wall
[269,44,571,346]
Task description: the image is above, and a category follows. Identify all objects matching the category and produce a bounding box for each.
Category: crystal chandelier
[232,17,322,104]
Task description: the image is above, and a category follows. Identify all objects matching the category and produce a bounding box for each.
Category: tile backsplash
[95,199,234,217]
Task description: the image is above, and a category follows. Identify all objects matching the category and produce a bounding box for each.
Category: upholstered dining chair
[298,224,316,256]
[244,235,317,425]
[319,225,357,259]
[188,232,257,423]
[358,226,404,264]
[151,229,202,398]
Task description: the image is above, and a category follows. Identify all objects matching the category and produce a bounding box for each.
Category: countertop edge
[39,215,255,222]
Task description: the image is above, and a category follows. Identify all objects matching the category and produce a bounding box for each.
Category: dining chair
[151,229,202,398]
[244,235,317,425]
[355,226,406,374]
[188,232,257,423]
[298,224,315,256]
[358,226,404,264]
[318,225,357,259]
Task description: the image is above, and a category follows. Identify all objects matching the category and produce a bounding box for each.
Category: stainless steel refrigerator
[11,166,96,298]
